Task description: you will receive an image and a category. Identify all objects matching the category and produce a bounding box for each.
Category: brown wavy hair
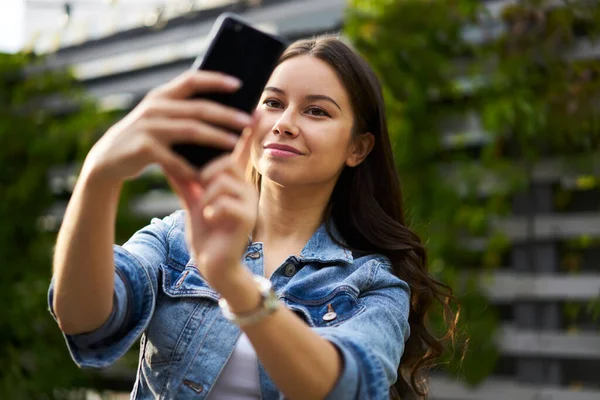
[250,35,459,399]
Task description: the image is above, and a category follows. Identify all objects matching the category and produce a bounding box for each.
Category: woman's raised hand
[165,120,260,291]
[82,70,253,184]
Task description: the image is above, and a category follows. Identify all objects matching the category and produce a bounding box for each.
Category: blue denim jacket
[48,210,411,399]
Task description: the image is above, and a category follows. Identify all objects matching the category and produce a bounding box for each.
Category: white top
[207,333,261,399]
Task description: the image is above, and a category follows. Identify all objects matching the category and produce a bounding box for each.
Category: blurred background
[1,0,599,399]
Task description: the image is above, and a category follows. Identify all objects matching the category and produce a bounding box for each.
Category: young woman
[50,35,456,399]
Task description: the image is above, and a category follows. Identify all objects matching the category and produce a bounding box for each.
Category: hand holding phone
[171,13,288,169]
[82,70,249,185]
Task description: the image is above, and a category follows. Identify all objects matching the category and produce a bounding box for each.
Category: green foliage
[0,52,143,398]
[345,0,600,386]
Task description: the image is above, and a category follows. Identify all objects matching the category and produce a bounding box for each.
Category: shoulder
[151,209,186,230]
[148,210,189,267]
[351,252,409,294]
[144,209,188,240]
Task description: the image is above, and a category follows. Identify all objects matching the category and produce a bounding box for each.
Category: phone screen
[172,14,287,168]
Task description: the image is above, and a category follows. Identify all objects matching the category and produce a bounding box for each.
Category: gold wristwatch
[218,275,281,327]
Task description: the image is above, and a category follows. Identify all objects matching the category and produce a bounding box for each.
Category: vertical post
[511,183,562,385]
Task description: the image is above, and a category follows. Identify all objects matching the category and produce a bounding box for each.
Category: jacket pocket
[281,285,366,328]
[144,263,219,366]
[161,262,220,300]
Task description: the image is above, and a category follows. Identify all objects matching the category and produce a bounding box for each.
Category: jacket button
[183,379,203,393]
[246,251,261,259]
[284,263,297,277]
[322,303,337,321]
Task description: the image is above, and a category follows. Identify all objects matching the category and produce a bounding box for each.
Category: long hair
[250,35,459,399]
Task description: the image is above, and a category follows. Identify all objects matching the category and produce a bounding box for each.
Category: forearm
[219,270,342,400]
[52,166,122,335]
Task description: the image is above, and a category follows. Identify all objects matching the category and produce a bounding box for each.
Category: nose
[272,109,299,137]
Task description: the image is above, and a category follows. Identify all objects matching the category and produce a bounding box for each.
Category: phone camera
[233,23,243,32]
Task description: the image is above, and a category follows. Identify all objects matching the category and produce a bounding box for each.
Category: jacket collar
[299,219,353,265]
[247,218,354,265]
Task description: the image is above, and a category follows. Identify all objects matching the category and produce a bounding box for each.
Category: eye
[263,98,282,108]
[306,107,330,118]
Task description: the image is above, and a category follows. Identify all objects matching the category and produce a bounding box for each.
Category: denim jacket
[48,210,411,399]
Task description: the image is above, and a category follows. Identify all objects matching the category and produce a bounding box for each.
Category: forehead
[266,55,349,101]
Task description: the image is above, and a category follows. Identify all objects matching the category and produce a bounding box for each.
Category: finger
[203,197,247,225]
[144,118,238,150]
[198,154,245,184]
[203,174,245,206]
[150,70,241,99]
[164,172,186,199]
[143,99,252,132]
[232,111,261,170]
[164,172,190,210]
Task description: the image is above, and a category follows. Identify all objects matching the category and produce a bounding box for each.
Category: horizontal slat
[498,325,600,359]
[130,190,182,217]
[443,157,600,197]
[494,213,600,242]
[533,158,600,185]
[430,375,600,400]
[481,272,600,302]
[565,38,600,61]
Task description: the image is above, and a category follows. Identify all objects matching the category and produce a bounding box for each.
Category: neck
[252,179,335,247]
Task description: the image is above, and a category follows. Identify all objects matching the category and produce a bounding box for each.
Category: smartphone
[171,13,288,168]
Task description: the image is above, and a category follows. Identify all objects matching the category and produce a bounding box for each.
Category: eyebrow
[263,86,342,112]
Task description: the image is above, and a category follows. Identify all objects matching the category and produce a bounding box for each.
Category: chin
[258,164,299,187]
[261,171,293,187]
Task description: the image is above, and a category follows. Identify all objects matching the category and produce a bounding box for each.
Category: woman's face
[251,55,360,188]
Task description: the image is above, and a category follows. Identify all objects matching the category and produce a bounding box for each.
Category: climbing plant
[0,51,149,398]
[345,0,600,385]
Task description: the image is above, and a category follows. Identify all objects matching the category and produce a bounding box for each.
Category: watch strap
[219,275,280,327]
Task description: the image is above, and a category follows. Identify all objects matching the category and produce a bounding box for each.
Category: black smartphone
[171,13,288,168]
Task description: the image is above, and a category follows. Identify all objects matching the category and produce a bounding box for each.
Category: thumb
[231,110,261,170]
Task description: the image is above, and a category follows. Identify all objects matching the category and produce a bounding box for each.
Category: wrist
[80,157,124,190]
[219,274,281,327]
[214,267,262,314]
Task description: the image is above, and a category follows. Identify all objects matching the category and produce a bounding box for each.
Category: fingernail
[225,76,242,89]
[204,205,215,219]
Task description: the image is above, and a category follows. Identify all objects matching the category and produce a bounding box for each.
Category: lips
[264,143,303,155]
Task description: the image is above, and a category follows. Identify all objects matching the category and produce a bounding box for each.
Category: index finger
[150,70,241,99]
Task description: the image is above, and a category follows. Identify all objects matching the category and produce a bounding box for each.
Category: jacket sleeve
[316,261,411,400]
[47,211,182,368]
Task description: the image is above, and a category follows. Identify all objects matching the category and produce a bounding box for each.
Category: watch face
[219,275,281,327]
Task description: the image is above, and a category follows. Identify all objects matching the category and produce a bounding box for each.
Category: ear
[346,132,375,167]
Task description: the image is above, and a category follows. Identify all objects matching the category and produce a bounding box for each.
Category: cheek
[251,118,274,150]
[309,125,351,156]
